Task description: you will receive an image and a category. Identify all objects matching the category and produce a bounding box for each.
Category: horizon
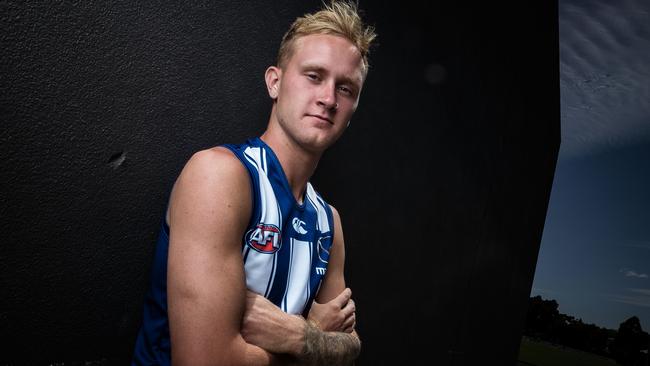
[531,140,650,332]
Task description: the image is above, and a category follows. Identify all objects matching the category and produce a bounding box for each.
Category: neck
[260,122,322,205]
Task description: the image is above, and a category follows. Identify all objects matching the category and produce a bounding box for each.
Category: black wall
[1,1,559,365]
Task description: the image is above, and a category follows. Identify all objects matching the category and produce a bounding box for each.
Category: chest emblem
[292,217,308,234]
[246,224,282,253]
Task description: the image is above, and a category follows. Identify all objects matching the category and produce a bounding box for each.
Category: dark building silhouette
[1,1,559,364]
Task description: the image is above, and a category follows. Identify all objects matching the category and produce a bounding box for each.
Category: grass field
[518,337,620,366]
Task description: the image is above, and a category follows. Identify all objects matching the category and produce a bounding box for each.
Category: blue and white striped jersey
[225,137,335,315]
[132,137,334,365]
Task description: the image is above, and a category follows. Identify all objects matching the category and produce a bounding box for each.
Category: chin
[296,133,337,153]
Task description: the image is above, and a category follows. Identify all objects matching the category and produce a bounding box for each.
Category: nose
[316,82,337,111]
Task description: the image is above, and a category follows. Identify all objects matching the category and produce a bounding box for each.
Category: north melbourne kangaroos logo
[246,224,282,253]
[317,236,332,263]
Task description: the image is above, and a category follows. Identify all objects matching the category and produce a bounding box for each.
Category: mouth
[306,114,333,125]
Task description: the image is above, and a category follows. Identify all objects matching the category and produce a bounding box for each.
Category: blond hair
[277,1,377,76]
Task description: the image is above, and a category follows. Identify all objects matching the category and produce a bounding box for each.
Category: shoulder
[182,146,246,179]
[328,204,340,220]
[173,146,250,193]
[328,204,343,230]
[167,147,251,222]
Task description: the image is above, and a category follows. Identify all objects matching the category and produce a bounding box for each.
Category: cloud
[607,288,650,308]
[626,271,648,278]
[621,240,650,250]
[559,0,650,160]
[629,288,650,296]
[620,268,648,278]
[609,295,650,308]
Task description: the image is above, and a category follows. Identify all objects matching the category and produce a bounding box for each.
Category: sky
[530,0,650,331]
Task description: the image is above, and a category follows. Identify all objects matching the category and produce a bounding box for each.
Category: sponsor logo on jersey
[317,236,331,263]
[315,267,327,275]
[292,217,308,234]
[246,224,281,253]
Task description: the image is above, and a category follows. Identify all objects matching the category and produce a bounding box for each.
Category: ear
[265,66,282,100]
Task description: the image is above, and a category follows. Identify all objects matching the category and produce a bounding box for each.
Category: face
[266,33,365,153]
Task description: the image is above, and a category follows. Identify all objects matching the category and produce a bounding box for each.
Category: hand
[241,290,304,356]
[307,288,356,333]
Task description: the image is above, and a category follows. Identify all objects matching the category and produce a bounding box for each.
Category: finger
[246,290,260,305]
[342,312,355,330]
[332,288,352,308]
[341,298,355,317]
[343,315,355,334]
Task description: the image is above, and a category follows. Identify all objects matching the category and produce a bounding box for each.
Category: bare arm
[166,148,281,366]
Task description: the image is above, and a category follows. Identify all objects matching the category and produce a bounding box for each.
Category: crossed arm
[166,148,360,365]
[241,205,361,365]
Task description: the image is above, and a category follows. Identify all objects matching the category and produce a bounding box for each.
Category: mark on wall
[108,151,126,169]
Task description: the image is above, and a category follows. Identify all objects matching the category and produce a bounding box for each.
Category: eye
[306,73,320,81]
[337,85,353,96]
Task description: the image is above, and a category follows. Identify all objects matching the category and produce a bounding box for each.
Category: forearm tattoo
[301,320,361,365]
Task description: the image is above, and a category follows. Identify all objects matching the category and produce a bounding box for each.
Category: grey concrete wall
[1,1,559,365]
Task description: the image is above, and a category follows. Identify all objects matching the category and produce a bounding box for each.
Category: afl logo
[246,224,282,253]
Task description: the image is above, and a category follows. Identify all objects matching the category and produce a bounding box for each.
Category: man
[132,1,376,364]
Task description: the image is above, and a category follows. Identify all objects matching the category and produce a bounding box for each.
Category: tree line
[524,295,649,366]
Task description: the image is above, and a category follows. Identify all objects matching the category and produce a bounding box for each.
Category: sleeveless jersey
[132,137,335,365]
